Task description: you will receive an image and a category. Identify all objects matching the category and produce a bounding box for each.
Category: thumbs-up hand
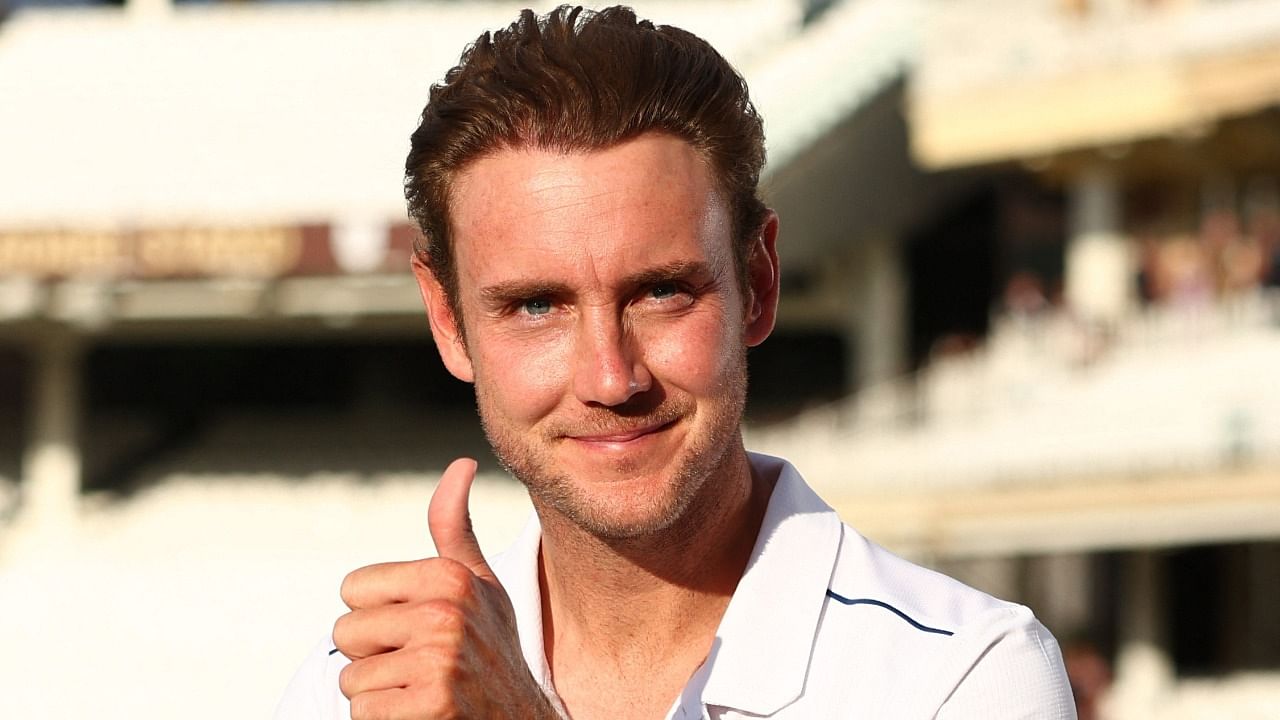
[333,458,558,719]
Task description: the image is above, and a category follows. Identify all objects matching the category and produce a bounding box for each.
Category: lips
[567,420,675,443]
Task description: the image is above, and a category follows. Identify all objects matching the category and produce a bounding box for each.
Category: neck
[536,446,774,665]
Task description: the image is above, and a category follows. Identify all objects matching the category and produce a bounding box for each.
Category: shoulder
[808,525,1076,718]
[826,524,1019,637]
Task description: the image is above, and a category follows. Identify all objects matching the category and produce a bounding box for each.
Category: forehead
[447,134,732,288]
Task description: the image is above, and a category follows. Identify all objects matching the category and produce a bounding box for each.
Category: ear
[411,254,475,383]
[743,210,780,347]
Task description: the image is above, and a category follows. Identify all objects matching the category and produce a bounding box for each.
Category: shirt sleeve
[932,607,1078,719]
[274,636,351,720]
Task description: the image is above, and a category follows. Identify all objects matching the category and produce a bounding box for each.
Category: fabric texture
[275,453,1077,719]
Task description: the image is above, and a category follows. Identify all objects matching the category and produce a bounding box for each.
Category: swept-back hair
[404,4,768,310]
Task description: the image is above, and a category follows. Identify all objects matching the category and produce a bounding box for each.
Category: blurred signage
[0,225,339,279]
[385,222,422,271]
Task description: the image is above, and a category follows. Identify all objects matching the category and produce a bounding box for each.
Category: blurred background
[0,0,1277,717]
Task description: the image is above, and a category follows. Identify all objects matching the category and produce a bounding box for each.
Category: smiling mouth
[566,419,677,444]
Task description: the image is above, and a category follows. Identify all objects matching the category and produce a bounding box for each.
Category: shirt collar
[699,452,842,715]
[490,516,556,697]
[491,452,842,717]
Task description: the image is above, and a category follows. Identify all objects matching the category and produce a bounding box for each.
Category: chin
[528,434,741,543]
[531,466,702,541]
[479,369,749,542]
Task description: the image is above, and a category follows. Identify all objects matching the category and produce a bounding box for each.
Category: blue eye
[522,297,553,315]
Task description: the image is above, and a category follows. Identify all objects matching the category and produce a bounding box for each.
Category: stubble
[476,345,749,543]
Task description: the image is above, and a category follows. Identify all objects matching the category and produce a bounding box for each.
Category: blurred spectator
[1136,234,1161,304]
[1063,638,1112,720]
[1203,207,1265,296]
[1129,179,1280,305]
[929,332,981,360]
[1060,0,1089,19]
[1266,240,1280,288]
[1245,185,1280,288]
[1002,271,1050,317]
[1158,233,1214,307]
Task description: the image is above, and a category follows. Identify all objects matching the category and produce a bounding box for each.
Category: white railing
[748,289,1280,490]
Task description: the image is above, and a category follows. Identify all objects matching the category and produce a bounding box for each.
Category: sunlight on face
[448,134,752,539]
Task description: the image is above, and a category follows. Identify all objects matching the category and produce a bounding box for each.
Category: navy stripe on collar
[825,590,955,636]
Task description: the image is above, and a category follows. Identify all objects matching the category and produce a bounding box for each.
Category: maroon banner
[0,224,339,279]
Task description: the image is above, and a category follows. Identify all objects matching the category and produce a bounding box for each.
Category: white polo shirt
[277,453,1076,719]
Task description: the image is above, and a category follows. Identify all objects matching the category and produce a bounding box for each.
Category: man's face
[419,134,777,539]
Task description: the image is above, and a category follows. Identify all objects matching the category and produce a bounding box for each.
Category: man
[277,6,1076,719]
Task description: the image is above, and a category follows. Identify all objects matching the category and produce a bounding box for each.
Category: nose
[572,308,652,407]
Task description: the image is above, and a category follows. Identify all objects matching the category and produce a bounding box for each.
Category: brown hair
[404,4,768,313]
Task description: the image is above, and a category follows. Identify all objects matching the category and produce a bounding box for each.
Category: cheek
[642,311,741,390]
[472,331,572,420]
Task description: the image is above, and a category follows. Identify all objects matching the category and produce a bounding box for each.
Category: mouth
[565,419,677,445]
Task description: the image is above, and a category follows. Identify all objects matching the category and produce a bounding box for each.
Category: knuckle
[413,640,463,678]
[441,654,470,685]
[432,558,476,598]
[422,598,468,637]
[421,691,461,720]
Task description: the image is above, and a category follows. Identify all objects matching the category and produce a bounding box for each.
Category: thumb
[428,457,499,585]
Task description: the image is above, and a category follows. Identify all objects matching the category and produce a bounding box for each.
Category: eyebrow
[477,280,571,307]
[622,260,715,289]
[476,260,716,306]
